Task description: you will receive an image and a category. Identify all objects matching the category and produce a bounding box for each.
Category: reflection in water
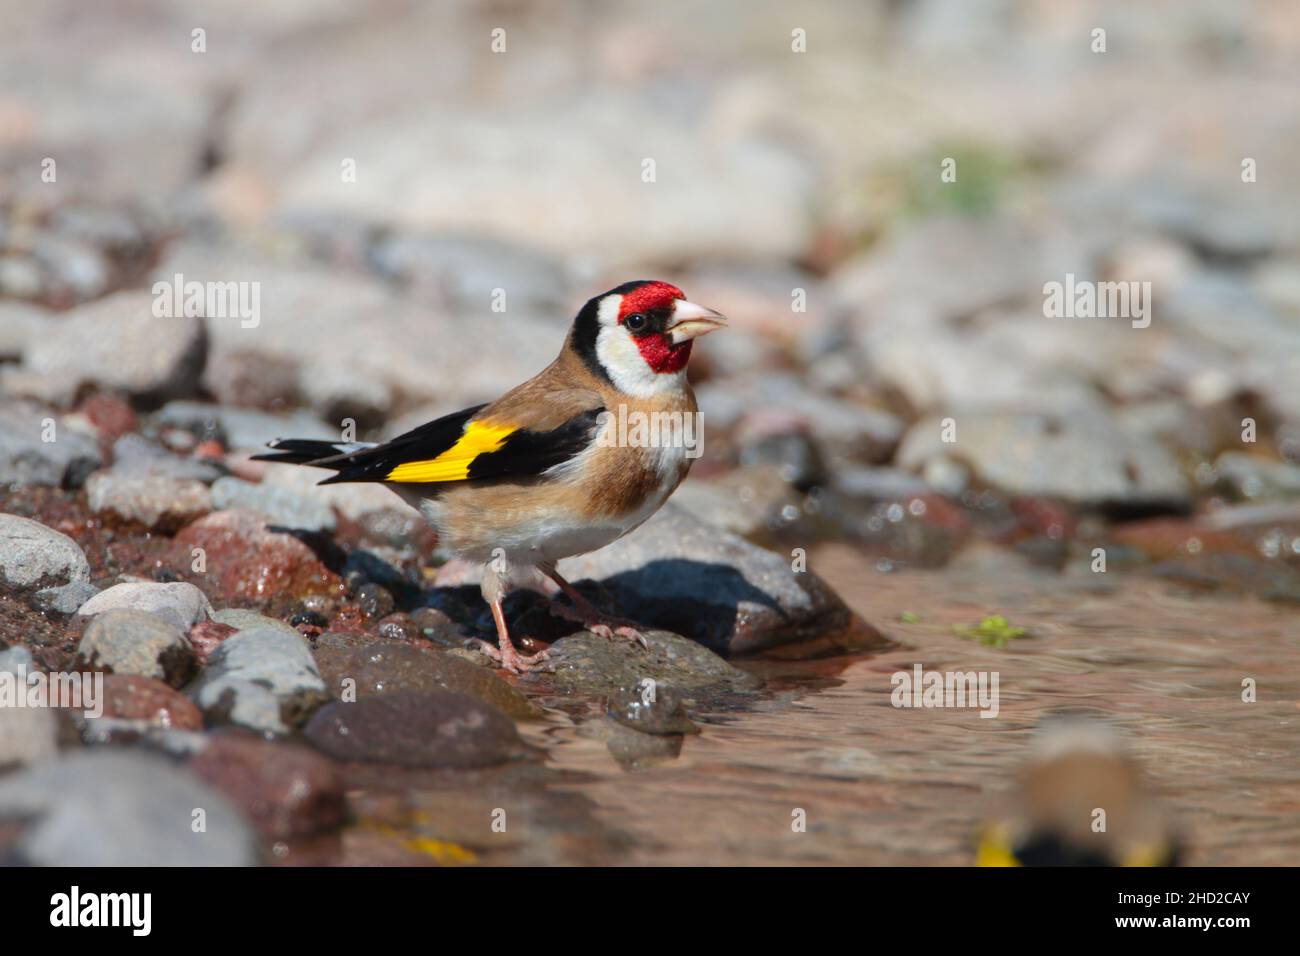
[514,546,1300,865]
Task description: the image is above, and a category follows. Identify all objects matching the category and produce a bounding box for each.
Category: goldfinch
[977,719,1182,867]
[254,281,726,673]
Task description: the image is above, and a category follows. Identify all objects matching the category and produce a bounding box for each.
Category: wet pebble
[188,730,346,840]
[95,673,204,730]
[356,582,396,620]
[0,401,101,487]
[174,509,343,608]
[542,629,760,698]
[312,632,539,719]
[606,682,698,735]
[304,690,526,769]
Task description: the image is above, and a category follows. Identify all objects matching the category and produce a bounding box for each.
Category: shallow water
[331,544,1300,866]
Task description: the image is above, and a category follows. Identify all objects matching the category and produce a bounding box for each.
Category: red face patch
[635,335,692,374]
[617,281,684,323]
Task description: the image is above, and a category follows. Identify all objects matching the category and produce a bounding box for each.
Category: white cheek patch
[595,325,685,398]
[597,294,623,326]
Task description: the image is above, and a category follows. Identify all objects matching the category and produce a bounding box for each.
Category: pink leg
[474,597,551,674]
[541,566,648,648]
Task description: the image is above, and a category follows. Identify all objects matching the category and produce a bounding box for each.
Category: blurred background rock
[2,0,1299,584]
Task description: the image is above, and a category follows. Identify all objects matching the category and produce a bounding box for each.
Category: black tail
[251,439,371,468]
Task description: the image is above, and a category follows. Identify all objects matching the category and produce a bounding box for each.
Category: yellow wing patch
[975,824,1022,867]
[385,420,517,483]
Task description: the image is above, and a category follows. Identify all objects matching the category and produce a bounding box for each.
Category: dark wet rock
[312,632,539,720]
[738,431,828,490]
[77,609,198,688]
[210,475,335,532]
[85,470,212,531]
[897,409,1189,506]
[582,717,686,769]
[375,612,419,642]
[156,401,336,452]
[187,620,237,664]
[211,608,300,637]
[0,750,258,866]
[189,627,328,736]
[555,503,883,657]
[0,514,91,591]
[606,682,699,735]
[174,509,343,607]
[188,731,346,840]
[541,629,760,698]
[410,606,468,646]
[304,690,526,769]
[109,433,224,483]
[77,581,213,632]
[95,673,204,730]
[0,401,101,487]
[22,291,207,404]
[356,582,395,620]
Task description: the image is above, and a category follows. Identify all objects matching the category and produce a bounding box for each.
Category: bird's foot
[472,638,552,674]
[588,622,650,649]
[547,599,648,648]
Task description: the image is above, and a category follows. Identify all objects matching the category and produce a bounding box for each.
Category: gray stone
[32,580,100,615]
[553,503,880,657]
[0,751,258,866]
[367,233,570,315]
[210,476,336,532]
[189,627,327,735]
[155,400,336,452]
[78,609,198,688]
[1214,452,1300,502]
[0,514,91,591]
[0,304,50,360]
[211,609,300,637]
[543,629,759,698]
[897,409,1190,505]
[22,291,207,403]
[0,400,101,486]
[85,470,213,531]
[109,434,225,483]
[77,582,213,632]
[0,647,56,768]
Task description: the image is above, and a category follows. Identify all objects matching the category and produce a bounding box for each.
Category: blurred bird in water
[254,281,725,673]
[977,719,1182,866]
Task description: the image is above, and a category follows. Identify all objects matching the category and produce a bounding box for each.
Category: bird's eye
[625,313,647,332]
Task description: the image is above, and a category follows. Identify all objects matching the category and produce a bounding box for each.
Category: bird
[977,718,1182,867]
[253,280,726,673]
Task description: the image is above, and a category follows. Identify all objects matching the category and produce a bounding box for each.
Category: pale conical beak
[667,300,727,344]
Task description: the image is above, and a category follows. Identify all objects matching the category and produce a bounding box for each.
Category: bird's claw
[472,639,552,674]
[588,623,649,649]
